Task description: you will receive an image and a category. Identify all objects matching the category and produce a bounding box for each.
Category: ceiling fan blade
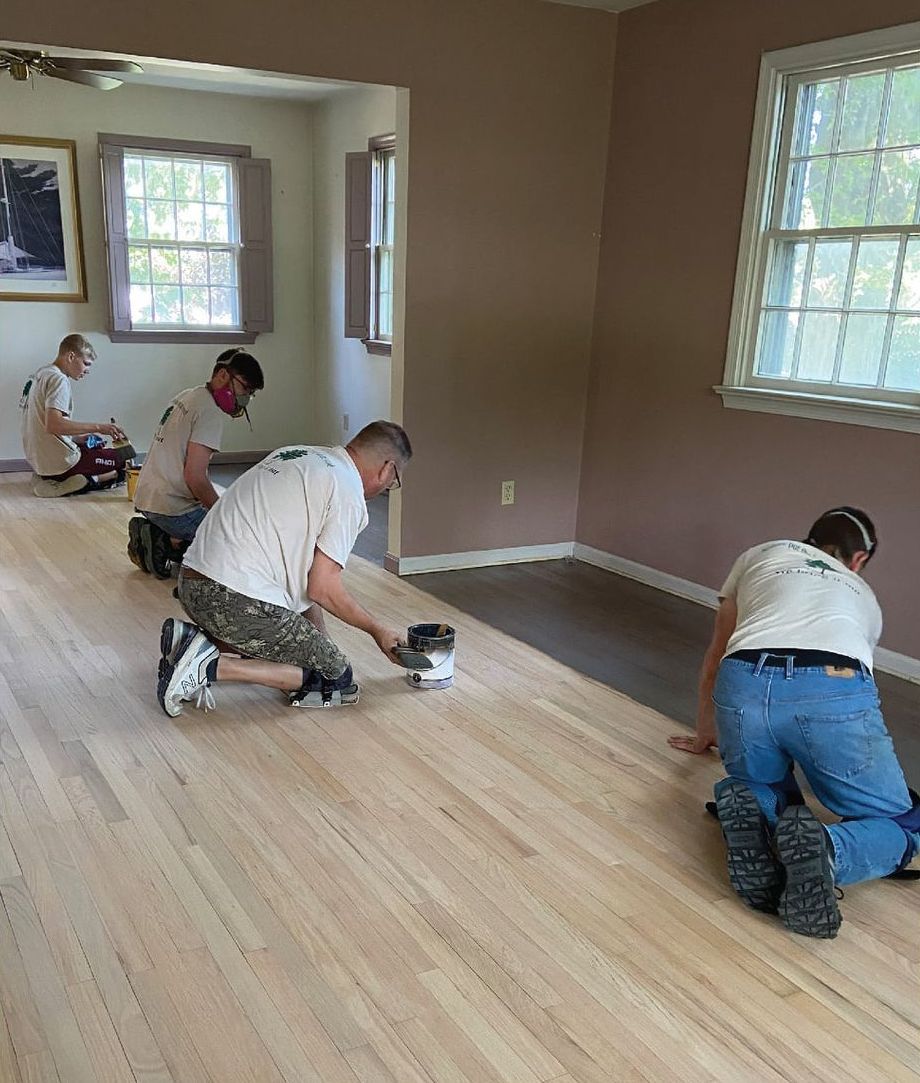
[46,68,123,90]
[48,57,143,73]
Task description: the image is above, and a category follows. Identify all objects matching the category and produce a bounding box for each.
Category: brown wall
[3,0,617,558]
[578,0,920,656]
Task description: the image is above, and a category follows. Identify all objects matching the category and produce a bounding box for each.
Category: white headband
[828,510,874,552]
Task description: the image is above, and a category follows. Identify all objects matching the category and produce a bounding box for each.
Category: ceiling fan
[0,48,143,90]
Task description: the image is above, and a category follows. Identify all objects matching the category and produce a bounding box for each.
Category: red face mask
[211,385,239,415]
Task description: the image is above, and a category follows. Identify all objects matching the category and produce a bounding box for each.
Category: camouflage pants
[178,574,349,679]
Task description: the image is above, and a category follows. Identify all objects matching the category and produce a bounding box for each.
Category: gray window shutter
[101,144,131,332]
[345,151,372,339]
[238,157,273,333]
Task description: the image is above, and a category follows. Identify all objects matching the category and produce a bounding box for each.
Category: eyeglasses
[388,461,401,491]
[231,373,253,396]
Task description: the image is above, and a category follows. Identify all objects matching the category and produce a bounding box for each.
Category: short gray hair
[349,420,412,463]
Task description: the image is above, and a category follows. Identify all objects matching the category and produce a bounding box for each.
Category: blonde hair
[58,334,96,360]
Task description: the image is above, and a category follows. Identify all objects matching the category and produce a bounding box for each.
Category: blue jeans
[141,505,207,543]
[712,656,919,885]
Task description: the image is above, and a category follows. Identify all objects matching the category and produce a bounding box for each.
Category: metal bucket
[406,623,455,689]
[125,466,141,502]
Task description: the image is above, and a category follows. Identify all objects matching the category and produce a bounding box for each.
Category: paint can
[405,623,455,689]
[125,466,141,502]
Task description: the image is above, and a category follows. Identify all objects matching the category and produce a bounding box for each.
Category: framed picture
[0,136,87,302]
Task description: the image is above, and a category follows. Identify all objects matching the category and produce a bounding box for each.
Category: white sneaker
[158,617,198,679]
[32,474,89,498]
[157,630,219,717]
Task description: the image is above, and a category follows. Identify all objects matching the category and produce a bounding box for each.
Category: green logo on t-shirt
[274,448,311,461]
[159,405,174,427]
[805,559,834,574]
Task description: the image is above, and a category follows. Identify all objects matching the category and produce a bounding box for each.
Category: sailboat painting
[0,136,86,301]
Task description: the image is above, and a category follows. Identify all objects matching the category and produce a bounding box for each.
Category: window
[99,135,273,343]
[720,24,920,433]
[344,134,396,353]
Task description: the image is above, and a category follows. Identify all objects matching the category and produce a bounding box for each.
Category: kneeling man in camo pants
[156,421,411,715]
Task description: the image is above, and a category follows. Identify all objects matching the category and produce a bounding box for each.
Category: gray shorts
[178,573,349,679]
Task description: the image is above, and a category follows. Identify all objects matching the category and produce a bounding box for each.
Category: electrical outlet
[501,480,515,506]
[343,413,349,432]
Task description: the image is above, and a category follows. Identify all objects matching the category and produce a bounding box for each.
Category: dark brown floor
[215,467,919,782]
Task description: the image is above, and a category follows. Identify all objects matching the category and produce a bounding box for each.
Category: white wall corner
[397,542,574,575]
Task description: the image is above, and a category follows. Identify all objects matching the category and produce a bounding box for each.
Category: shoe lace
[193,684,216,712]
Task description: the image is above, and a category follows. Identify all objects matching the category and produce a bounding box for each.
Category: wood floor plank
[0,476,916,1083]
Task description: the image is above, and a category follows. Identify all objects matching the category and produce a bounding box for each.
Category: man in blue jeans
[669,508,919,938]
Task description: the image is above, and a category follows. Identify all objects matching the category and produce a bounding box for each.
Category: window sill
[715,384,920,435]
[363,339,392,356]
[109,329,258,345]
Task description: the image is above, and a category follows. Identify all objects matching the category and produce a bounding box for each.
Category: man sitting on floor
[669,508,919,938]
[156,420,411,716]
[129,348,264,578]
[19,334,135,498]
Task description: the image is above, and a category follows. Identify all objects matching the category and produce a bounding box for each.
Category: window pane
[150,247,180,284]
[180,248,208,285]
[899,237,920,310]
[205,204,229,242]
[174,161,203,200]
[767,241,809,307]
[872,149,920,225]
[129,284,153,324]
[153,284,182,324]
[143,158,174,200]
[850,237,898,309]
[884,66,920,147]
[827,153,874,226]
[176,201,205,242]
[208,249,235,286]
[838,314,887,385]
[838,73,885,152]
[126,198,146,239]
[798,311,841,381]
[806,239,851,308]
[146,200,176,241]
[794,80,839,156]
[784,158,830,228]
[884,315,920,390]
[182,287,210,324]
[203,163,229,203]
[124,157,144,198]
[209,288,237,326]
[756,310,799,378]
[128,246,150,284]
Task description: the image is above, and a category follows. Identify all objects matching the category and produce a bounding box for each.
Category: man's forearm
[47,417,104,438]
[309,580,383,638]
[187,476,220,509]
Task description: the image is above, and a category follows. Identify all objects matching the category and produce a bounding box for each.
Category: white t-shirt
[720,540,882,670]
[134,386,226,516]
[19,364,80,476]
[183,445,369,612]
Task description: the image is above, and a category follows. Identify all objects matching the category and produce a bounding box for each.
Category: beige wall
[3,0,618,556]
[0,78,316,459]
[312,85,397,448]
[578,0,920,656]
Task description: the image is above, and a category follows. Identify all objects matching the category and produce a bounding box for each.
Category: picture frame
[0,135,87,302]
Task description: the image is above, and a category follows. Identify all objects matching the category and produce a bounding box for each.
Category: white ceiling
[2,43,359,101]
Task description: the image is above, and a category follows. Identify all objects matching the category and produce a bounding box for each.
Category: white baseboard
[573,543,920,685]
[573,543,720,608]
[398,541,574,575]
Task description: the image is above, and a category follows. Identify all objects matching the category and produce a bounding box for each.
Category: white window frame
[718,22,920,434]
[366,134,395,355]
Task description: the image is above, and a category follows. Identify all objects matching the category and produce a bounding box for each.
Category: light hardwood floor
[0,473,917,1083]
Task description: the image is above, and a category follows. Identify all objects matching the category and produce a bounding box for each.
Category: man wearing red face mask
[129,348,264,577]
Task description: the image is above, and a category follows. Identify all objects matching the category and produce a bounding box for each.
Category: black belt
[726,649,862,670]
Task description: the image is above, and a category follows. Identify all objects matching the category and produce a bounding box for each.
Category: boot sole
[716,781,783,914]
[775,807,841,939]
